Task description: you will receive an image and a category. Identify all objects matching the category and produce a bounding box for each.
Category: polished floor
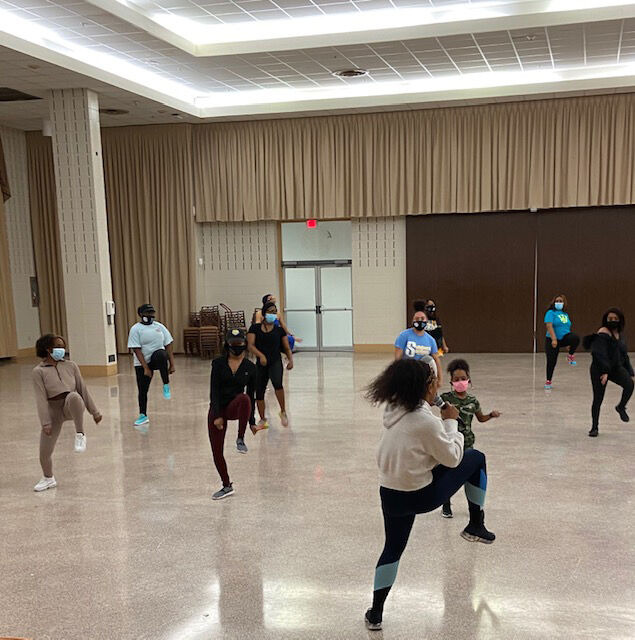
[1,351,634,640]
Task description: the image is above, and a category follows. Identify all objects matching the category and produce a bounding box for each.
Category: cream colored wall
[0,126,40,351]
[195,221,280,321]
[195,218,404,348]
[352,218,406,347]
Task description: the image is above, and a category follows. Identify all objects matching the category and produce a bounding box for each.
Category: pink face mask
[452,380,469,393]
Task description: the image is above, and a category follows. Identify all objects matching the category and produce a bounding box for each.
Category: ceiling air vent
[332,69,368,78]
[99,108,129,115]
[0,87,41,102]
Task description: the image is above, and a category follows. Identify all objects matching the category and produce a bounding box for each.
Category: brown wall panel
[406,212,536,352]
[536,207,635,347]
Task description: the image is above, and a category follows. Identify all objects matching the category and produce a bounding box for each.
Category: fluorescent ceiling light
[194,62,635,111]
[0,9,198,102]
[81,0,635,56]
[152,5,503,46]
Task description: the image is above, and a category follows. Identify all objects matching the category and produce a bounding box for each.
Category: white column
[48,88,117,375]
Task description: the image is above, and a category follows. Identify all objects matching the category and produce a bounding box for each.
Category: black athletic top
[210,355,256,423]
[248,323,287,365]
[584,333,634,376]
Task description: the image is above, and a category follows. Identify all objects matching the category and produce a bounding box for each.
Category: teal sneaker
[134,414,149,433]
[163,384,171,400]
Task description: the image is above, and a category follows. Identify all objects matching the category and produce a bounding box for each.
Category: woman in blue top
[544,294,580,390]
[394,303,442,385]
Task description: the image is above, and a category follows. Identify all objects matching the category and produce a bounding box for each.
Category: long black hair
[366,359,434,412]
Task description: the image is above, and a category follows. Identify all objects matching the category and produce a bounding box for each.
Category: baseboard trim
[16,347,36,358]
[79,363,118,377]
[354,344,394,353]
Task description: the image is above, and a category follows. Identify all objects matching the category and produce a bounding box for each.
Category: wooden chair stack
[200,306,220,358]
[183,306,221,358]
[183,312,201,356]
[220,307,247,336]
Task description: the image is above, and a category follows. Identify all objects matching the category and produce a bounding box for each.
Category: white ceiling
[1,0,635,127]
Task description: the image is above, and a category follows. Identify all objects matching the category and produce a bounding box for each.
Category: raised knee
[465,448,486,465]
[67,391,84,405]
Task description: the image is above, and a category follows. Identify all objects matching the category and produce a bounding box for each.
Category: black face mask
[141,316,154,325]
[227,344,247,356]
[425,305,436,315]
[606,320,621,331]
[413,320,426,331]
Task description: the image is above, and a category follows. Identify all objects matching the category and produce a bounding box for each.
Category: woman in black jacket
[583,308,634,437]
[208,329,260,500]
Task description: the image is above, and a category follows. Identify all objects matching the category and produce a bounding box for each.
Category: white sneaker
[34,476,57,492]
[74,433,87,452]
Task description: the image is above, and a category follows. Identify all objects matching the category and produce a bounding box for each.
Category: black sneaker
[588,427,599,437]
[461,511,495,544]
[615,405,630,422]
[365,609,382,631]
[441,503,453,518]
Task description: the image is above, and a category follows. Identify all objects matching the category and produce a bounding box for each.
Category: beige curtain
[26,132,67,338]
[102,124,194,353]
[193,93,635,221]
[0,193,18,358]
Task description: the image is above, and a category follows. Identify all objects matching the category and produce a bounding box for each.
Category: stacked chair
[183,304,247,359]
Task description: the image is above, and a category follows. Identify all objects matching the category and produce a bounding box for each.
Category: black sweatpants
[135,349,170,415]
[590,363,634,429]
[545,332,580,380]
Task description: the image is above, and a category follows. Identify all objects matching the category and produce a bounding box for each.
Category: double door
[283,263,353,351]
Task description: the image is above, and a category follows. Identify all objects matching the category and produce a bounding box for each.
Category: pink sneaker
[544,380,552,390]
[567,354,577,366]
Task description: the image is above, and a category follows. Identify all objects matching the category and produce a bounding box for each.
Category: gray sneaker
[236,438,248,454]
[212,485,234,500]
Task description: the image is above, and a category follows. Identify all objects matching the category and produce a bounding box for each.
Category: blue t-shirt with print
[544,309,572,340]
[395,329,438,360]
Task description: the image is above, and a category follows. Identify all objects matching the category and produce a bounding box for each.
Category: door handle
[315,305,322,315]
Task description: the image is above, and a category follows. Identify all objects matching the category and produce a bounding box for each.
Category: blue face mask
[265,313,277,324]
[51,348,66,361]
[554,302,564,311]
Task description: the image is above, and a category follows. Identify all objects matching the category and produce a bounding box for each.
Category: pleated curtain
[101,124,194,354]
[193,93,635,221]
[25,132,67,339]
[0,138,18,356]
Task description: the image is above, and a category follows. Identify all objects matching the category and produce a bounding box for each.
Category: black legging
[370,449,487,620]
[545,332,580,380]
[135,349,169,415]
[590,363,634,429]
[255,359,283,399]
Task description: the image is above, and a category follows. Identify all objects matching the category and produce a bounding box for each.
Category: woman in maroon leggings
[208,329,261,500]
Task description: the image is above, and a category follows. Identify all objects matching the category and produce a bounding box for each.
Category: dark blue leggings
[371,449,487,616]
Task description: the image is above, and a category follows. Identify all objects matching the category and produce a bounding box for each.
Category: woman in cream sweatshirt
[32,334,102,491]
[364,358,495,632]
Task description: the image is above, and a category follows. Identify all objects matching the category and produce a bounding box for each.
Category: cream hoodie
[377,401,464,491]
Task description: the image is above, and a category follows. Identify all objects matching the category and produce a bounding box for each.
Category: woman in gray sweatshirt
[364,358,495,631]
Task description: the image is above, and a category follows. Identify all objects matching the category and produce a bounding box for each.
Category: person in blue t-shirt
[544,294,580,390]
[394,303,442,385]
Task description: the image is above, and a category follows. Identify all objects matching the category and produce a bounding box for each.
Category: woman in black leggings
[584,307,634,437]
[364,358,495,631]
[247,301,294,428]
